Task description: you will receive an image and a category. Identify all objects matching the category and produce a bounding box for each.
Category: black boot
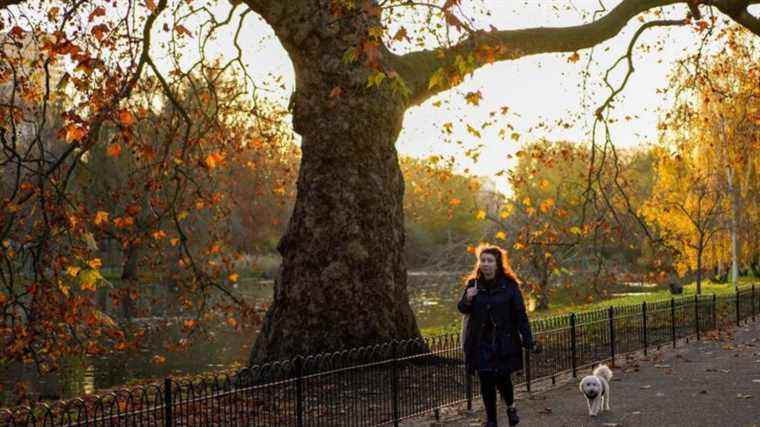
[506,407,519,426]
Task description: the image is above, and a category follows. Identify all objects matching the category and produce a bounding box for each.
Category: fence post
[570,312,577,378]
[391,341,400,427]
[608,306,615,367]
[642,302,648,356]
[163,377,172,427]
[753,285,756,322]
[670,298,676,349]
[736,289,741,326]
[295,356,304,427]
[695,294,700,341]
[525,347,532,393]
[712,293,717,330]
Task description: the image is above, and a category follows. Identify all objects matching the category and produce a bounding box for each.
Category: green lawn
[420,276,758,336]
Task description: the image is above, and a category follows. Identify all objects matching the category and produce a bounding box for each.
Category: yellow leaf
[226,317,238,328]
[522,197,531,207]
[94,211,109,225]
[228,273,239,283]
[151,355,166,365]
[66,266,81,277]
[449,198,461,206]
[539,179,550,190]
[495,231,507,240]
[79,270,102,291]
[570,226,582,235]
[475,210,486,220]
[513,242,526,250]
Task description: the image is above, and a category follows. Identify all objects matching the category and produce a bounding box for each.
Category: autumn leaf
[226,317,238,328]
[151,355,166,365]
[88,6,106,22]
[570,226,582,235]
[205,152,224,169]
[145,0,157,11]
[152,230,167,240]
[79,270,102,291]
[466,245,476,254]
[449,198,462,206]
[91,24,109,41]
[88,258,102,269]
[539,198,555,213]
[228,273,239,282]
[495,231,507,240]
[107,143,122,158]
[567,52,580,63]
[393,27,408,41]
[94,211,109,225]
[329,86,342,98]
[513,242,526,250]
[475,210,486,220]
[465,91,483,106]
[64,124,87,142]
[170,238,180,247]
[118,110,135,126]
[183,319,196,329]
[174,25,192,38]
[66,266,81,277]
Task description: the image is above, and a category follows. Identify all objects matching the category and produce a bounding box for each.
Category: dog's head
[579,375,603,400]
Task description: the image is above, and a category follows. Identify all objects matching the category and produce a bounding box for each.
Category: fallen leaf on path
[656,392,665,397]
[640,385,652,389]
[654,364,671,368]
[720,369,730,373]
[736,393,753,399]
[753,379,760,383]
[538,408,552,414]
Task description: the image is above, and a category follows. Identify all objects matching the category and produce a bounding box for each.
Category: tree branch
[394,0,760,106]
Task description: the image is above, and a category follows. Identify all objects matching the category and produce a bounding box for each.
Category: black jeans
[479,371,514,422]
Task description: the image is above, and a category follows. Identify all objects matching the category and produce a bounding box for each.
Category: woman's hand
[466,287,478,301]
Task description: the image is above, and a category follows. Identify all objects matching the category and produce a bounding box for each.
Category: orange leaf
[228,273,239,282]
[174,25,192,38]
[64,124,87,142]
[205,152,224,169]
[94,211,109,225]
[151,355,166,365]
[107,143,122,158]
[118,110,135,126]
[146,0,157,11]
[226,317,237,328]
[567,52,580,63]
[88,258,102,269]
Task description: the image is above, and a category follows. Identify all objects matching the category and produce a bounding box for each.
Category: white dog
[579,364,613,416]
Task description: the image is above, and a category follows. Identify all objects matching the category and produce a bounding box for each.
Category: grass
[420,276,758,337]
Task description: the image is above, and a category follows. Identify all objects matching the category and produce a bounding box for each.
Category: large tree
[3,0,760,365]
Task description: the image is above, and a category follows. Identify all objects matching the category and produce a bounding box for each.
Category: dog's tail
[593,364,613,382]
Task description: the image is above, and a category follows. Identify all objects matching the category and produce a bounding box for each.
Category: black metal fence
[2,285,758,426]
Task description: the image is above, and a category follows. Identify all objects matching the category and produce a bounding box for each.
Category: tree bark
[249,6,421,361]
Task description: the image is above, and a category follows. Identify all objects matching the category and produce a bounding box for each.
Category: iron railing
[2,284,757,426]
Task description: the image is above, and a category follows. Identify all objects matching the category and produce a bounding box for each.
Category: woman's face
[479,252,497,279]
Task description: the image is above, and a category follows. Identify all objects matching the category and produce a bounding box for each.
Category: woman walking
[458,245,538,426]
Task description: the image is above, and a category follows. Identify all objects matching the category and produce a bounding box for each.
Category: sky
[163,0,756,194]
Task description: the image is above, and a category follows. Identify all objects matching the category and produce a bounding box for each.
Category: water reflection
[0,272,474,404]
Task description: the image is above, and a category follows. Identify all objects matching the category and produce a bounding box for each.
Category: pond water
[0,272,652,405]
[0,272,470,405]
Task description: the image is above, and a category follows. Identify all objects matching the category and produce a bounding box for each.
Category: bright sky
[166,0,756,195]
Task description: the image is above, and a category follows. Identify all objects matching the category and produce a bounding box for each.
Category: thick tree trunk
[249,47,421,361]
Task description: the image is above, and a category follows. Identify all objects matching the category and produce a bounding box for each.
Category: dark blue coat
[458,276,534,375]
